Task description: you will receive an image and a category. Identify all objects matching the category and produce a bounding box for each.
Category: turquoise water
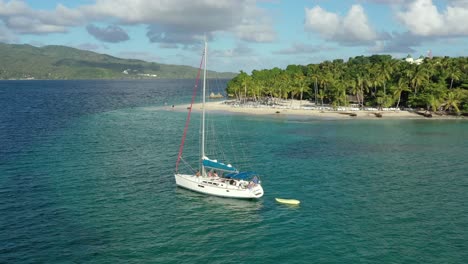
[1,80,467,263]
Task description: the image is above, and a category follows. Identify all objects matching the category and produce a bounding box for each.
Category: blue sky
[1,0,467,73]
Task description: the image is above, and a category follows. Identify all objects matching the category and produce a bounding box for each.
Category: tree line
[226,55,468,114]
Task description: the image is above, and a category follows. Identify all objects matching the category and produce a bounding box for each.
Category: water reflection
[175,187,263,223]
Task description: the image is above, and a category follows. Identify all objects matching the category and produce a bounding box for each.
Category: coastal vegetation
[226,55,468,115]
[0,43,235,80]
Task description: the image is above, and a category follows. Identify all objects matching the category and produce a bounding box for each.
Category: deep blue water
[1,80,467,263]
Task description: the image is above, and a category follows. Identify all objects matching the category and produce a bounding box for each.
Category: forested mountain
[0,43,235,79]
[227,55,468,114]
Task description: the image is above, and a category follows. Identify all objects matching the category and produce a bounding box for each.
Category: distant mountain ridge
[0,43,236,80]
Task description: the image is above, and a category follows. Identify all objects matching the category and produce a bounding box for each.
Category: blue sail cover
[202,157,237,172]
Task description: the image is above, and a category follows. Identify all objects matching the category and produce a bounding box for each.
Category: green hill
[0,43,236,79]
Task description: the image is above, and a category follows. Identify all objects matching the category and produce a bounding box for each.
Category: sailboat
[174,41,264,199]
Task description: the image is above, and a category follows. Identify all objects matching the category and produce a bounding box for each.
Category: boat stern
[250,184,264,198]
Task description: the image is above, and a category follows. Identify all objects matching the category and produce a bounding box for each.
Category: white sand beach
[167,99,463,120]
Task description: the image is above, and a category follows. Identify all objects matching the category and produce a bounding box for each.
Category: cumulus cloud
[82,0,275,44]
[234,22,276,43]
[231,6,276,42]
[0,22,16,42]
[0,1,83,34]
[7,16,67,34]
[304,5,380,45]
[397,0,468,37]
[86,24,129,43]
[369,31,422,53]
[0,0,29,16]
[0,0,275,45]
[361,0,405,4]
[146,24,209,47]
[446,0,468,8]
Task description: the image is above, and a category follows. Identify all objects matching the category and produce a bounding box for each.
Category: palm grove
[226,55,468,115]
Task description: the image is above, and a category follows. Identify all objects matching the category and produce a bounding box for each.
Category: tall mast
[201,40,207,176]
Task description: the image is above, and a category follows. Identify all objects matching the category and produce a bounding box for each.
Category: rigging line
[211,79,229,164]
[209,116,219,160]
[231,118,243,166]
[218,104,235,164]
[180,156,196,174]
[205,79,225,165]
[206,81,220,161]
[211,116,226,163]
[228,118,251,171]
[218,117,228,164]
[175,49,205,173]
[225,114,238,165]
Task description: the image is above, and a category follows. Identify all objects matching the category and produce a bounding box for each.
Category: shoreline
[165,100,465,120]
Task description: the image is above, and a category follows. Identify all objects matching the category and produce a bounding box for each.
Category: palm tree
[444,91,461,114]
[336,82,348,107]
[358,72,371,107]
[317,89,326,106]
[411,65,429,94]
[392,78,410,109]
[377,60,395,94]
[426,94,441,113]
[292,74,308,107]
[237,71,251,102]
[349,77,361,107]
[447,64,462,89]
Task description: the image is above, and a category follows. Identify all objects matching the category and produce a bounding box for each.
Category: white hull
[175,173,264,199]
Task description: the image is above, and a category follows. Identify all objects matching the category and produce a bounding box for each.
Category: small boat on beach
[209,92,223,99]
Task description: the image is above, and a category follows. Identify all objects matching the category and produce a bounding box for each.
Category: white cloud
[304,4,379,45]
[397,0,468,37]
[82,0,275,44]
[304,6,340,38]
[0,22,16,42]
[0,0,83,34]
[0,0,275,44]
[447,0,468,8]
[7,16,67,34]
[38,4,85,27]
[369,31,423,53]
[361,0,405,4]
[234,22,275,43]
[343,5,378,41]
[0,0,29,16]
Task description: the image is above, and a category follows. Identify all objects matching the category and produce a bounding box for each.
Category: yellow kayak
[275,198,300,205]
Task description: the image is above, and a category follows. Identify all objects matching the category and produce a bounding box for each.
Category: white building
[405,55,424,65]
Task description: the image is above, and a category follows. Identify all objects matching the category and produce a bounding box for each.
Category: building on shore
[404,54,424,65]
